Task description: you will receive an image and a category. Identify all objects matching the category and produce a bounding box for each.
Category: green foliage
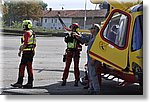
[12,21,22,28]
[37,0,48,10]
[3,26,65,34]
[32,26,65,33]
[0,20,6,27]
[3,0,48,23]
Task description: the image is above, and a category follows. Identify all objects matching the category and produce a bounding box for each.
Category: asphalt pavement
[0,36,143,95]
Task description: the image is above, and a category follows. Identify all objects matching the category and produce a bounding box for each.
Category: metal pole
[84,0,87,29]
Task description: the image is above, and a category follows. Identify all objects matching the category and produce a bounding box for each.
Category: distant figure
[11,20,36,88]
[61,23,83,87]
[107,25,118,43]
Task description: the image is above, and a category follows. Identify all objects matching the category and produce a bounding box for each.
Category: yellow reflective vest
[67,39,77,49]
[21,30,36,51]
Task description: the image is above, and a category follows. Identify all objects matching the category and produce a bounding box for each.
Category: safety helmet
[93,24,100,31]
[70,23,79,31]
[22,20,32,29]
[90,24,100,33]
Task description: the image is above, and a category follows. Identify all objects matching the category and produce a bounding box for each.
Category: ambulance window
[102,12,129,48]
[132,15,143,51]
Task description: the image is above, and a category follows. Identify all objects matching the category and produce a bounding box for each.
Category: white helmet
[93,24,100,30]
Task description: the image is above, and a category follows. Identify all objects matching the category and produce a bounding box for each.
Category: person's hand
[73,33,81,39]
[19,45,24,51]
[18,45,23,57]
[18,50,21,57]
[90,59,95,65]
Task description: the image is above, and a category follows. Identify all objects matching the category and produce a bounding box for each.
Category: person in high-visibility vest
[11,20,36,88]
[61,23,83,86]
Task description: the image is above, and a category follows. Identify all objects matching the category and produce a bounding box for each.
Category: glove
[18,50,21,57]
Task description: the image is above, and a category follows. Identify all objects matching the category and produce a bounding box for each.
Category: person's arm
[18,32,30,57]
[74,33,92,44]
[18,45,22,57]
[80,35,91,43]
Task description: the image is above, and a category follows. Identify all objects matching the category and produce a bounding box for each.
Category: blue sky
[42,0,97,10]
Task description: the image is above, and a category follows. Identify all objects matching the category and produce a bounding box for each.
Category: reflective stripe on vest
[21,30,36,51]
[67,39,77,49]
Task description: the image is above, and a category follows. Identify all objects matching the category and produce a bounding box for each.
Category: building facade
[34,9,107,30]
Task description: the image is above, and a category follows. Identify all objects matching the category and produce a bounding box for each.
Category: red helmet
[70,23,79,31]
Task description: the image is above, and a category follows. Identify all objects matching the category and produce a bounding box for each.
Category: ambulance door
[89,9,132,70]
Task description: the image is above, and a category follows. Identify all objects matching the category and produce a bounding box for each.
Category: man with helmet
[61,23,83,86]
[74,24,101,94]
[11,20,36,88]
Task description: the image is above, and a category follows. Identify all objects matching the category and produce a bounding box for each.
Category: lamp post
[84,0,87,29]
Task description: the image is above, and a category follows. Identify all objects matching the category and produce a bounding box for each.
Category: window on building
[45,19,47,23]
[55,19,57,23]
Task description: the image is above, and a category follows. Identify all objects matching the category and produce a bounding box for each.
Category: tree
[15,1,43,20]
[37,0,48,10]
[0,0,8,15]
[3,0,48,26]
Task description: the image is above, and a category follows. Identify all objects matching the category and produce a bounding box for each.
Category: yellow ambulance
[89,0,143,86]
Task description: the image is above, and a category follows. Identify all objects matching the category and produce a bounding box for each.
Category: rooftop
[43,9,107,18]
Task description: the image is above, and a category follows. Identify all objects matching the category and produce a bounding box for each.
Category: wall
[42,17,72,30]
[34,16,106,30]
[72,17,106,29]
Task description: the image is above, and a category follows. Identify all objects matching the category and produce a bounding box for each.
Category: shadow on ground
[1,79,143,95]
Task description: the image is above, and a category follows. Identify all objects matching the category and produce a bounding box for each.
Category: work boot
[74,80,78,87]
[11,83,22,88]
[23,77,33,89]
[23,83,33,88]
[11,77,23,88]
[61,80,66,86]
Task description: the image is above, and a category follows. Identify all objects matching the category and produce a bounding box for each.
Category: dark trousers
[19,51,34,78]
[62,50,80,81]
